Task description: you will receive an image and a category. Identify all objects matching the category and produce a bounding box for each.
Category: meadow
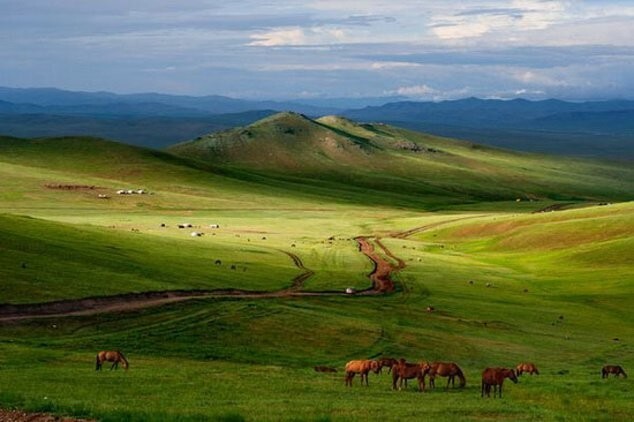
[0,120,632,421]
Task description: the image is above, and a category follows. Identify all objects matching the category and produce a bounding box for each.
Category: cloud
[248,26,349,46]
[393,84,438,96]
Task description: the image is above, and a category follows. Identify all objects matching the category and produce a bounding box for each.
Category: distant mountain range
[0,87,632,157]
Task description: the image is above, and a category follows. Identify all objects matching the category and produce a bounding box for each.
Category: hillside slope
[170,112,634,208]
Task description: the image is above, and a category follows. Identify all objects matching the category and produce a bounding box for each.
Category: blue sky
[1,0,633,100]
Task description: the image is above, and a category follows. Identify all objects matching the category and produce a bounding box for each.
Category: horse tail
[457,367,466,388]
[534,367,540,375]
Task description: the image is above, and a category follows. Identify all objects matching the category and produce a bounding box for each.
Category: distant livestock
[602,365,627,378]
[209,224,220,229]
[345,287,356,295]
[97,194,109,199]
[96,350,129,371]
[191,232,203,237]
[481,368,518,398]
[345,360,380,387]
[426,362,466,389]
[516,363,539,376]
[391,359,428,391]
[178,223,193,229]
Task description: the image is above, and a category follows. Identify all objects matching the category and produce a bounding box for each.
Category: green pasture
[0,130,632,420]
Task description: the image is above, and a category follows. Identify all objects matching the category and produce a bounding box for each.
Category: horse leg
[446,376,451,390]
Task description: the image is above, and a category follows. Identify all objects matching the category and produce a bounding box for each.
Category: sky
[1,0,633,100]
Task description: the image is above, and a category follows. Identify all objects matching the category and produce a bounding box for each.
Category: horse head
[508,369,518,383]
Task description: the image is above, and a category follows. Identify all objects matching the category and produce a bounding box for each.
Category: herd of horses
[95,349,627,398]
[343,358,627,398]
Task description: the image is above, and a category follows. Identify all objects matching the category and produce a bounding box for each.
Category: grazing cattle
[602,365,627,378]
[209,224,220,229]
[344,360,380,387]
[230,265,236,270]
[178,223,193,229]
[191,232,203,237]
[314,366,337,373]
[481,368,518,398]
[426,306,435,313]
[96,350,128,371]
[516,362,540,376]
[392,359,428,391]
[215,260,222,265]
[426,362,466,389]
[345,287,356,295]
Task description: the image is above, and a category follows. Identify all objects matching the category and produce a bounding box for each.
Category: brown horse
[392,359,428,392]
[344,360,380,386]
[426,362,466,389]
[602,365,627,378]
[516,362,539,376]
[96,350,129,371]
[481,367,518,398]
[378,357,398,374]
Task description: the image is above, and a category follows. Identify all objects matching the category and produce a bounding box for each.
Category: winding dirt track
[1,216,480,322]
[0,237,397,322]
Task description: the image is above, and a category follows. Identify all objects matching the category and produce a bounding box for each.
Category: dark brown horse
[481,367,518,398]
[378,357,398,374]
[516,362,539,376]
[426,362,466,389]
[392,359,428,392]
[96,350,129,371]
[344,360,380,386]
[602,365,627,378]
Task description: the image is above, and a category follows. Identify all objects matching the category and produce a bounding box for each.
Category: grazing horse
[378,357,398,374]
[516,362,540,376]
[392,359,428,392]
[426,362,466,389]
[96,350,128,371]
[344,360,380,386]
[481,368,518,398]
[602,365,627,378]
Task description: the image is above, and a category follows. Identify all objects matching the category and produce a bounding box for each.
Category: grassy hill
[170,112,634,209]
[0,124,632,420]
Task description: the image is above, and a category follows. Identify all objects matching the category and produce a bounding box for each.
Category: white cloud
[248,26,349,46]
[394,84,438,96]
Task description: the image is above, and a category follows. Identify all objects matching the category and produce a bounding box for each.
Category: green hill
[170,112,634,208]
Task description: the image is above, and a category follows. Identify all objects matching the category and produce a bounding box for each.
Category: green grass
[0,130,632,420]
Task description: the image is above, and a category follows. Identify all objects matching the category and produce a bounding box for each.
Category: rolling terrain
[0,119,632,420]
[2,87,633,157]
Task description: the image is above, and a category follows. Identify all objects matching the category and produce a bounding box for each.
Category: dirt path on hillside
[278,250,315,290]
[0,239,398,322]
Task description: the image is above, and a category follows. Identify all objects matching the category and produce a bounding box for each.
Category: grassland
[0,123,632,421]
